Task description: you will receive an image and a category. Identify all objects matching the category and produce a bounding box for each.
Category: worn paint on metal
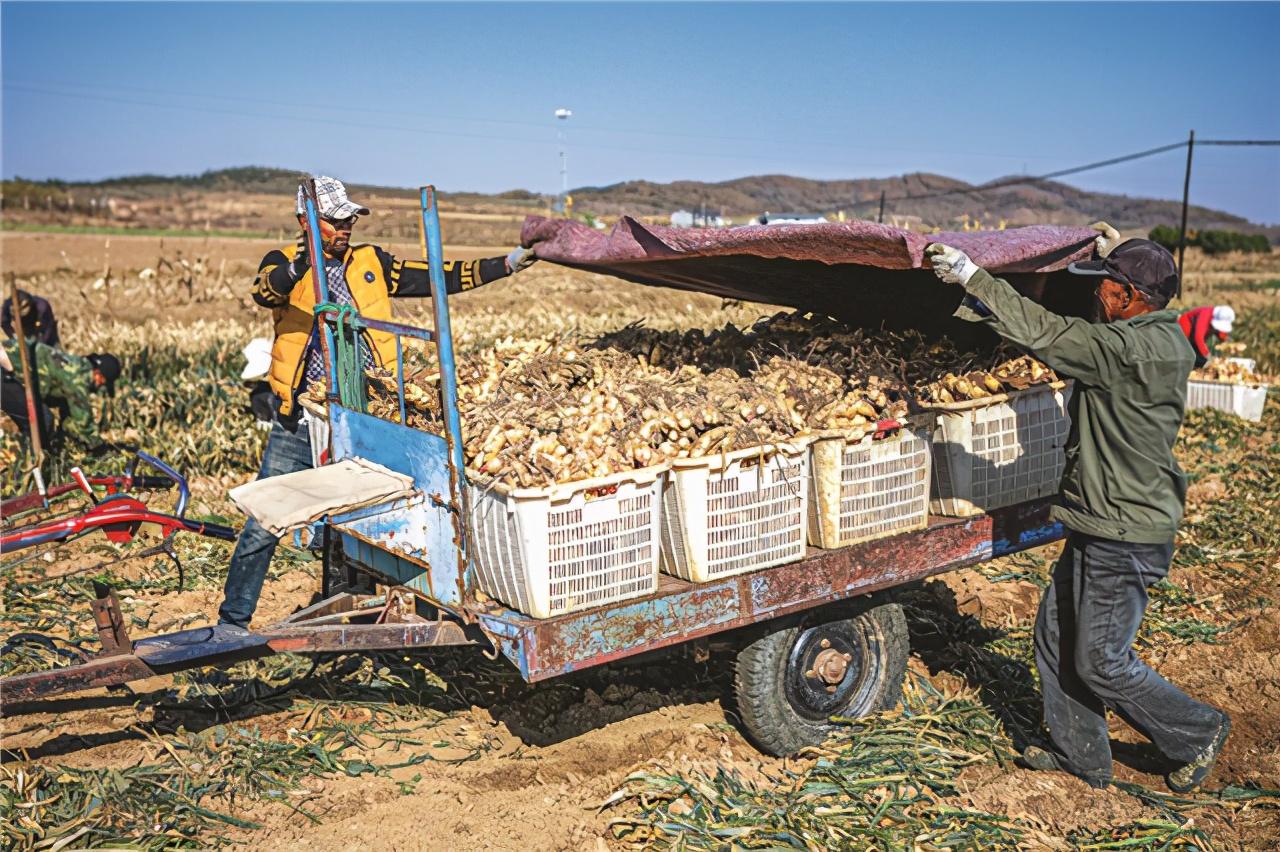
[329,406,467,607]
[420,186,475,600]
[487,500,1059,681]
[530,583,740,676]
[264,621,472,653]
[134,626,274,668]
[0,655,157,705]
[337,528,437,601]
[993,521,1064,556]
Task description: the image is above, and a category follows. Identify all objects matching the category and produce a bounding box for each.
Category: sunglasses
[322,214,359,229]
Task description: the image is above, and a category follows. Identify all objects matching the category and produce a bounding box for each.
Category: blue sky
[3,2,1278,222]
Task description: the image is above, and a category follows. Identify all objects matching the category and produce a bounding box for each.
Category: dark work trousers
[2,375,52,446]
[1033,532,1224,785]
[218,418,313,628]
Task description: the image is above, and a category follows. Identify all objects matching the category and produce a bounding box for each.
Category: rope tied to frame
[313,302,367,413]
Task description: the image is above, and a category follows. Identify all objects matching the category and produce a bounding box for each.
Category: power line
[856,141,1192,207]
[0,82,913,174]
[1,77,1063,164]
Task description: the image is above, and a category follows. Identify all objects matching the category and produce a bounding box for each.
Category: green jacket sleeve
[36,344,101,447]
[955,268,1127,388]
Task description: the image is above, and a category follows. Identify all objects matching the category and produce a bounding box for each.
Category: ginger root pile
[307,311,1060,488]
[1191,358,1264,385]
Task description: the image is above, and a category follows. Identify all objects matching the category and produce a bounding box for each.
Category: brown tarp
[520,215,1100,336]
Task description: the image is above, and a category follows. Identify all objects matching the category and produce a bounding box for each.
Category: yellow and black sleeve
[252,249,297,307]
[375,246,511,297]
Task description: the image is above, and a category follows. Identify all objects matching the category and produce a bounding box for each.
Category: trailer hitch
[1,585,483,709]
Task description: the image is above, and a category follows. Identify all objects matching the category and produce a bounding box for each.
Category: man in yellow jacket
[218,176,537,629]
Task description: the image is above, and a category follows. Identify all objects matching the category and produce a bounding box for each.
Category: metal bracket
[90,582,132,656]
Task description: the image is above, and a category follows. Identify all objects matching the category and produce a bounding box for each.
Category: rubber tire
[733,600,909,757]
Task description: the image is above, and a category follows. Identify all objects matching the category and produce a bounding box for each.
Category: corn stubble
[314,311,1058,488]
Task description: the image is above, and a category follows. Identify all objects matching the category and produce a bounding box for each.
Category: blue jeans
[218,419,314,628]
[1033,532,1225,784]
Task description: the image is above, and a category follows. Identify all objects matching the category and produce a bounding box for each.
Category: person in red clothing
[1178,305,1235,367]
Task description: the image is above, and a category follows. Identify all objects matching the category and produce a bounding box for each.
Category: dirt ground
[2,228,1279,849]
[0,230,510,277]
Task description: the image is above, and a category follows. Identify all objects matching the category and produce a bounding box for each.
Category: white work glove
[925,243,979,286]
[1090,221,1121,257]
[506,245,538,273]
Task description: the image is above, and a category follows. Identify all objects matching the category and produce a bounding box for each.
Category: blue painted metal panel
[328,405,468,607]
[992,521,1063,557]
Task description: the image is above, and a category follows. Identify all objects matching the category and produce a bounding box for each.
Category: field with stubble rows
[3,206,1280,850]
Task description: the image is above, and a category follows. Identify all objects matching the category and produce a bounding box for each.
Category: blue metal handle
[301,184,339,401]
[135,451,189,518]
[420,186,473,588]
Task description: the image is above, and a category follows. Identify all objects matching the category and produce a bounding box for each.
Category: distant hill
[1,166,546,206]
[568,172,1273,235]
[3,166,1274,237]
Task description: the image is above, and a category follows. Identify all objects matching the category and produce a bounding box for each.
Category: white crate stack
[467,467,664,618]
[1186,358,1268,422]
[660,444,809,582]
[807,425,932,549]
[929,383,1072,517]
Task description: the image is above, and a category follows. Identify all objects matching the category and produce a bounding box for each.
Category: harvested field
[2,227,1279,849]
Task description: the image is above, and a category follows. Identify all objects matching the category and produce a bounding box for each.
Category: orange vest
[268,243,397,415]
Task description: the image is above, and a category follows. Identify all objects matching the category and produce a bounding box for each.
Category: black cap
[87,352,121,395]
[1067,239,1179,307]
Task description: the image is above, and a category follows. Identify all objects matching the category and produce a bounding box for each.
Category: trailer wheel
[733,600,909,756]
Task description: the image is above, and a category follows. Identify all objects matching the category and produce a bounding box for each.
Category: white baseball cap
[1211,305,1235,335]
[295,176,370,220]
[241,337,274,380]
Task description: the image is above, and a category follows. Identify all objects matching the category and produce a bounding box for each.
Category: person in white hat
[218,175,538,631]
[1178,305,1235,368]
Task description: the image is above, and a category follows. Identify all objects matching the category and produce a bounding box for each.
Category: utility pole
[555,108,572,214]
[1176,129,1195,293]
[877,190,886,224]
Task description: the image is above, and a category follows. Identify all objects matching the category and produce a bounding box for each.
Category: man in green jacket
[926,238,1229,793]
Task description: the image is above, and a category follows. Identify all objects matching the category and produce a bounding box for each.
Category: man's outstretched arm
[378,246,537,297]
[927,244,1127,388]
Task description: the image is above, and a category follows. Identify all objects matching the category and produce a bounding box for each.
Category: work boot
[1016,745,1109,790]
[1167,713,1231,793]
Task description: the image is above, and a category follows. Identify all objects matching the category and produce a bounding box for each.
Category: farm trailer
[0,187,1063,755]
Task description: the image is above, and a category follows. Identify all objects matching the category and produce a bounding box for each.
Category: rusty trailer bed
[471,499,1061,681]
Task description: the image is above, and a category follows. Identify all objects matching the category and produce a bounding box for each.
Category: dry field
[2,224,1279,850]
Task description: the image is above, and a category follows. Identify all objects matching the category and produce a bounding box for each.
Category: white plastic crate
[467,466,664,618]
[1187,358,1268,423]
[807,425,931,549]
[929,383,1072,517]
[660,443,809,582]
[304,411,331,468]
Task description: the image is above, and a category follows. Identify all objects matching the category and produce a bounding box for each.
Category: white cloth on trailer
[229,457,415,536]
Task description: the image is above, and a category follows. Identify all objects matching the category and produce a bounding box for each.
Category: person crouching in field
[216,176,538,631]
[1179,305,1235,368]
